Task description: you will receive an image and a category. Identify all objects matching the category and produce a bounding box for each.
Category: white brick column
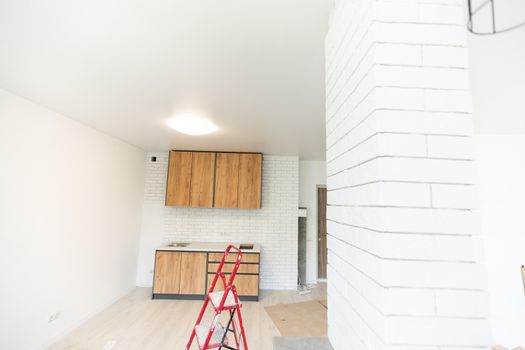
[325,0,491,349]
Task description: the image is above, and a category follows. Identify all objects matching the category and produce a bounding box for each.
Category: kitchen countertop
[156,242,261,253]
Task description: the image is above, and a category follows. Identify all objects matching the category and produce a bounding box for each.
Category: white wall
[468,2,525,346]
[299,160,326,284]
[0,90,145,350]
[136,152,299,290]
[325,0,490,348]
[476,135,525,347]
[469,0,525,134]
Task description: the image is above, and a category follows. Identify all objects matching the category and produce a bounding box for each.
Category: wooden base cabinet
[152,250,260,301]
[153,251,207,297]
[153,252,182,294]
[207,275,259,297]
[179,252,207,295]
[207,252,260,299]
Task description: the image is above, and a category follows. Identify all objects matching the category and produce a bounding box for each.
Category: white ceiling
[0,0,330,159]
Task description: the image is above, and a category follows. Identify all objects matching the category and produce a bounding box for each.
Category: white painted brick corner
[325,0,491,348]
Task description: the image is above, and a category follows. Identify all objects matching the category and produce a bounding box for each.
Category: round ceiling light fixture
[166,114,218,136]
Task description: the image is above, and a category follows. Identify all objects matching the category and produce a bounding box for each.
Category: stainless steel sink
[167,242,190,247]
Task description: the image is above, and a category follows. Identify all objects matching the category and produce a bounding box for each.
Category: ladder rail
[185,294,211,350]
[230,285,248,350]
[208,245,243,312]
[185,245,248,350]
[201,314,220,350]
[207,245,243,293]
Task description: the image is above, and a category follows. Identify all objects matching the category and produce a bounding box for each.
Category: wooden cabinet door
[179,252,207,295]
[153,252,182,294]
[166,151,193,206]
[235,275,259,296]
[207,275,259,296]
[238,153,262,208]
[214,153,240,208]
[208,263,259,274]
[208,252,259,263]
[190,152,216,208]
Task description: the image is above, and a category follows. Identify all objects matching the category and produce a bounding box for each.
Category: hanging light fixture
[467,0,525,35]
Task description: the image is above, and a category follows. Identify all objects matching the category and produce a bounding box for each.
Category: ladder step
[185,246,248,350]
[209,290,237,310]
[195,324,228,349]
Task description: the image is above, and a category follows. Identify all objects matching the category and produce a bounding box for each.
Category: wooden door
[179,252,207,295]
[190,152,216,208]
[317,187,327,279]
[214,153,240,208]
[238,153,262,209]
[153,252,182,294]
[166,151,193,206]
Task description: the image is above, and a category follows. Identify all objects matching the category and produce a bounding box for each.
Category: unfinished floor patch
[264,299,327,337]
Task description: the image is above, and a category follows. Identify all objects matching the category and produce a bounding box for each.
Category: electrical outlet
[48,312,60,323]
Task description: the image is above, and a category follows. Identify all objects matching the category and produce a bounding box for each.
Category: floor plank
[49,285,326,350]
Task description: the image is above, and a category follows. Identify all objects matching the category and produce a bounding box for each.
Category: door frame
[317,185,327,281]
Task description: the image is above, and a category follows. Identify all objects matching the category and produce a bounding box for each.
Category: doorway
[317,186,327,279]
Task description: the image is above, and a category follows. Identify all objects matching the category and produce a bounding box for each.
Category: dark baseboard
[152,293,259,302]
[152,294,205,300]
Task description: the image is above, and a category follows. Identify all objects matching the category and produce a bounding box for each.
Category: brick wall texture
[325,0,492,348]
[143,152,299,290]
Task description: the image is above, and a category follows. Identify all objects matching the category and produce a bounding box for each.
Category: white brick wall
[325,0,491,348]
[139,152,299,290]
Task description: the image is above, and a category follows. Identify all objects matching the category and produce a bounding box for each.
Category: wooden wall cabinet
[189,152,215,208]
[214,153,240,208]
[238,153,262,209]
[165,152,192,207]
[166,151,215,208]
[166,151,262,209]
[152,250,260,300]
[214,152,262,209]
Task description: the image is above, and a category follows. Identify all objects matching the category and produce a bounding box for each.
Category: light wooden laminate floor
[49,285,327,350]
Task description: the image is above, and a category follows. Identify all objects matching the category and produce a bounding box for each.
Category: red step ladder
[185,245,249,350]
